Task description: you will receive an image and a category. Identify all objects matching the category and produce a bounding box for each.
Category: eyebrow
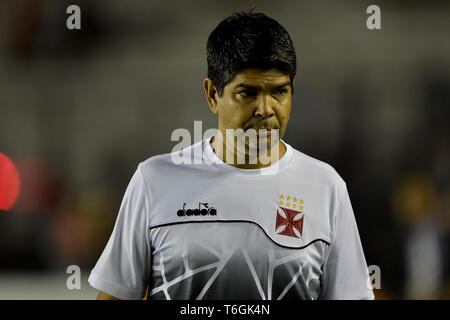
[234,82,291,91]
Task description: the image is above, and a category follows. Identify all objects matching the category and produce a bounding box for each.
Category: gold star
[293,204,298,209]
[293,197,298,202]
[286,203,290,207]
[299,205,304,210]
[280,195,285,199]
[286,196,291,201]
[300,199,304,204]
[280,201,284,206]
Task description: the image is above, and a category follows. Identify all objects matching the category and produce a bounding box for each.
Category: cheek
[278,103,291,124]
[283,109,291,122]
[221,100,254,126]
[276,106,291,137]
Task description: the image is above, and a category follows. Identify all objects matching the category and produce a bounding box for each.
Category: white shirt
[88,137,374,300]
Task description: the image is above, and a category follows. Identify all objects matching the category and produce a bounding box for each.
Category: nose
[255,94,275,118]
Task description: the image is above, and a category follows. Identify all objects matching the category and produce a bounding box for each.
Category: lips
[246,126,277,130]
[243,127,278,135]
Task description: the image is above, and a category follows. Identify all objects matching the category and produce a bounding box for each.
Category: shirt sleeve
[319,182,374,300]
[88,164,152,300]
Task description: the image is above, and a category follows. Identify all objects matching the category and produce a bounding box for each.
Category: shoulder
[288,144,347,191]
[138,151,176,173]
[137,139,205,179]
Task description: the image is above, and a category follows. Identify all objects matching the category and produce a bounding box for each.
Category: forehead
[227,68,290,88]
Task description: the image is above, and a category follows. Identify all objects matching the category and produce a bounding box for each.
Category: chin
[246,135,279,151]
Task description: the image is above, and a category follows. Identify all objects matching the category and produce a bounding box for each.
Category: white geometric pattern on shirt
[149,239,319,300]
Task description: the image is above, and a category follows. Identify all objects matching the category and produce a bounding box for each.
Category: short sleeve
[88,165,151,299]
[319,183,374,300]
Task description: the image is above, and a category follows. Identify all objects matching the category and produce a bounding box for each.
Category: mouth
[252,128,277,133]
[244,128,279,140]
[245,126,277,131]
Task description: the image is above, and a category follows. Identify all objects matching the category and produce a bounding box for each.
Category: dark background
[0,0,449,299]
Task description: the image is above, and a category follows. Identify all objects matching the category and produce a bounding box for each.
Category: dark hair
[207,11,297,96]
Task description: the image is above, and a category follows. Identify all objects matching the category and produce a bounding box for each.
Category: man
[89,11,374,300]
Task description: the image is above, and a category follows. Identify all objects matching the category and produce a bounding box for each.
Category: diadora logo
[177,202,217,216]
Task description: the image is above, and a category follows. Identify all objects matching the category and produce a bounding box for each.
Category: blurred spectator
[50,186,117,269]
[0,157,63,271]
[392,172,446,299]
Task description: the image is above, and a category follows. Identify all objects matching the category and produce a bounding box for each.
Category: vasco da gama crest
[276,195,304,239]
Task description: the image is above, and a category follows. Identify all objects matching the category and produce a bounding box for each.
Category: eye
[238,90,256,98]
[274,88,288,96]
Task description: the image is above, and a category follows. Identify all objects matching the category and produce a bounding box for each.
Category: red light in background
[0,152,21,211]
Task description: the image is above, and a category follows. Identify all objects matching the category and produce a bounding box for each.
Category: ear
[203,78,220,115]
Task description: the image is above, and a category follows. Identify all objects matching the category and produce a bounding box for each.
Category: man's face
[212,68,293,144]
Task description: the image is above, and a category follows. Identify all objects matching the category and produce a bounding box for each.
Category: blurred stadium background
[0,0,449,299]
